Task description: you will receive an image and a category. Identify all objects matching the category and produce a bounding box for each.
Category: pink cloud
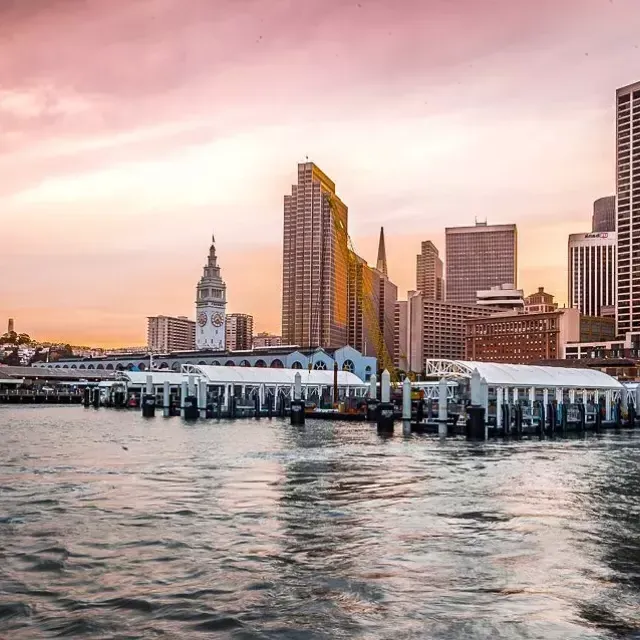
[2,0,640,345]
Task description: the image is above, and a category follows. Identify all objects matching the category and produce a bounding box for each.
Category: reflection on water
[0,406,639,639]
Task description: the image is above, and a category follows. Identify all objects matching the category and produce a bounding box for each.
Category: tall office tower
[416,240,444,300]
[568,231,616,316]
[445,221,517,305]
[282,162,348,348]
[347,252,379,357]
[592,196,616,232]
[616,81,640,336]
[225,313,254,351]
[147,315,196,352]
[195,234,227,350]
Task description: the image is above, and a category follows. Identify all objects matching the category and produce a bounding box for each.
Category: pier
[0,365,114,405]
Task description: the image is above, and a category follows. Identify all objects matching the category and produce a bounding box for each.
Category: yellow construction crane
[327,194,398,381]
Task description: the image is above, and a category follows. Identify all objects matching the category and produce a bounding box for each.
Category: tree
[49,344,73,361]
[17,333,32,345]
[0,331,17,345]
[0,348,20,366]
[29,348,47,364]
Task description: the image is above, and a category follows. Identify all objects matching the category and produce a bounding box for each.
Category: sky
[1,0,640,347]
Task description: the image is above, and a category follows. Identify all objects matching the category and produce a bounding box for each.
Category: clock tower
[195,234,227,350]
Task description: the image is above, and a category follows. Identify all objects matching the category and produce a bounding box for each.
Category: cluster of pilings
[359,369,636,439]
[86,374,302,422]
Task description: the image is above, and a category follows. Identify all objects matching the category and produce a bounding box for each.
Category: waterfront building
[407,296,498,373]
[281,162,348,348]
[592,196,616,232]
[568,231,616,317]
[253,333,282,348]
[416,241,444,300]
[465,285,616,364]
[147,315,195,353]
[564,330,640,361]
[35,345,377,383]
[225,313,254,351]
[476,284,524,311]
[195,234,227,350]
[616,80,640,336]
[445,221,518,305]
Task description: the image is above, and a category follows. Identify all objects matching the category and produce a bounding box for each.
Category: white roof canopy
[425,359,622,390]
[182,364,367,387]
[121,371,184,386]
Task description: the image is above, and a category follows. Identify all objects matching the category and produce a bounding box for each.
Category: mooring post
[366,373,378,421]
[402,377,412,435]
[198,379,207,419]
[376,369,394,433]
[438,378,448,437]
[267,393,273,419]
[142,374,155,418]
[180,380,188,418]
[163,380,170,418]
[291,371,305,425]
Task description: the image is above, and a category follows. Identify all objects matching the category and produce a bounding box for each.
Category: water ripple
[1,406,639,639]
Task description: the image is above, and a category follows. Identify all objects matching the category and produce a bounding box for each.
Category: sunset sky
[2,0,640,347]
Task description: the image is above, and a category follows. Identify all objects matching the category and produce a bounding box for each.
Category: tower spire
[376,226,388,276]
[196,231,227,350]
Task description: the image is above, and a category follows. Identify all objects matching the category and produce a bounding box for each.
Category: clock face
[197,312,208,327]
[212,313,224,328]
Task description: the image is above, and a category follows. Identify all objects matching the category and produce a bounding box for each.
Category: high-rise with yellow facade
[281,162,349,348]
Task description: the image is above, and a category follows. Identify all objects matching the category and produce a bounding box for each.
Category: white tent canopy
[120,371,184,386]
[425,359,622,390]
[182,364,367,388]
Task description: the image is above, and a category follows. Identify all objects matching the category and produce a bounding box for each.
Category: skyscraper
[568,231,616,317]
[416,240,444,300]
[394,300,409,371]
[225,313,254,351]
[195,235,227,350]
[376,227,388,276]
[347,251,379,357]
[592,196,616,232]
[445,221,517,305]
[281,162,348,348]
[616,81,640,336]
[345,229,397,369]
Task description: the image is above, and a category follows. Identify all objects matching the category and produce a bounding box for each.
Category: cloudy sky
[1,0,639,346]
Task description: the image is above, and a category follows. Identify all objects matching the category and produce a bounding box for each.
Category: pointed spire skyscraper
[376,227,388,276]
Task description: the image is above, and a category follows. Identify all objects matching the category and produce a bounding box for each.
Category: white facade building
[476,284,524,310]
[195,235,227,350]
[568,231,616,317]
